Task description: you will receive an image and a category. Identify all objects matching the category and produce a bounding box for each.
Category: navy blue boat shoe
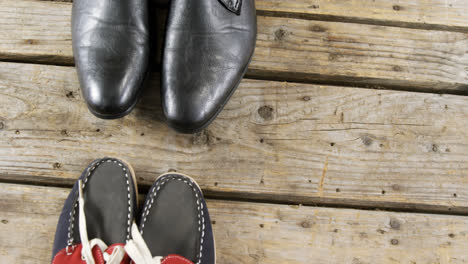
[124,173,216,264]
[51,158,138,264]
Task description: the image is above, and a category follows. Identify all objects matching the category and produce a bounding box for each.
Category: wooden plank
[1,0,468,94]
[1,61,468,213]
[42,0,468,32]
[252,15,468,94]
[0,0,72,65]
[1,183,468,263]
[256,0,468,32]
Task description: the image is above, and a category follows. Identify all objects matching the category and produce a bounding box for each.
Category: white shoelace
[124,222,164,264]
[78,180,126,264]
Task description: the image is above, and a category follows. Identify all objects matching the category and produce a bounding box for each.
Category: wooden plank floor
[0,0,467,263]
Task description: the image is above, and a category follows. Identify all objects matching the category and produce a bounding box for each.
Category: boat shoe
[51,158,138,264]
[125,173,215,264]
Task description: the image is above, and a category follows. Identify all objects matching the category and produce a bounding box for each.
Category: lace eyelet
[66,245,75,255]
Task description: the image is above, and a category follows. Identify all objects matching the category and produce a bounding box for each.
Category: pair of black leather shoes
[52,157,214,264]
[72,0,257,133]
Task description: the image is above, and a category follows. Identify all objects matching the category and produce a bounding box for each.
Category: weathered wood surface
[32,0,468,31]
[1,0,468,94]
[256,0,468,32]
[1,183,467,264]
[1,61,467,213]
[0,0,467,261]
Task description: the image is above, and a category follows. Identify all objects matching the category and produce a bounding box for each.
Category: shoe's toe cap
[76,53,148,119]
[84,80,139,119]
[162,85,223,133]
[73,20,149,119]
[162,41,255,134]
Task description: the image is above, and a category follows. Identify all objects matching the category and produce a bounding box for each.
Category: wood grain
[252,15,468,94]
[256,0,468,32]
[1,0,468,93]
[0,61,467,213]
[0,0,72,65]
[1,183,467,264]
[41,0,468,32]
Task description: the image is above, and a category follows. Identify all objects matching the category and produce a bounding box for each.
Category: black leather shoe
[125,173,215,264]
[162,0,257,133]
[51,158,138,263]
[72,0,150,119]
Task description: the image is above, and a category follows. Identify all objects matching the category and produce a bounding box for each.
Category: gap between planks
[3,175,468,217]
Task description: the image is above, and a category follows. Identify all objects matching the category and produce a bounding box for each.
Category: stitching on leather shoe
[141,175,205,264]
[67,158,133,246]
[162,255,195,264]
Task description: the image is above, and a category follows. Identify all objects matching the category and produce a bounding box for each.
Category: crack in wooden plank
[318,156,328,196]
